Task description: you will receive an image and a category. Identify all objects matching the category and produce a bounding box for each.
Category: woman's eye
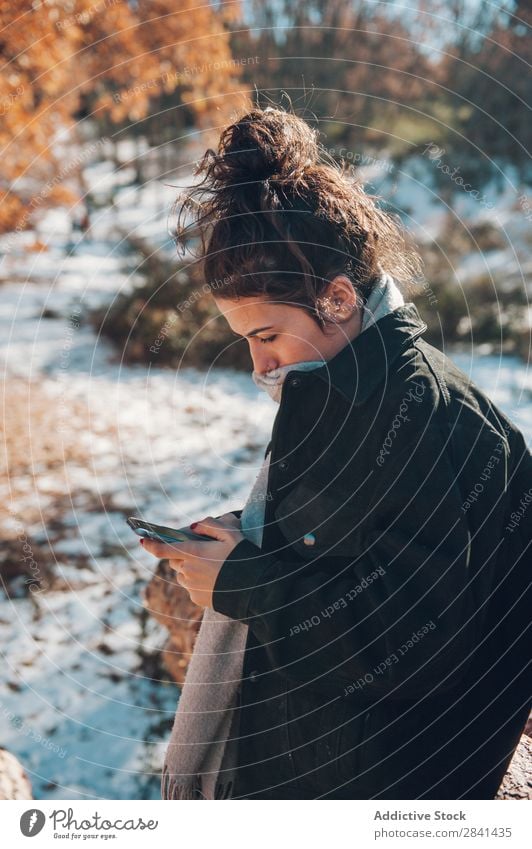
[258,335,277,344]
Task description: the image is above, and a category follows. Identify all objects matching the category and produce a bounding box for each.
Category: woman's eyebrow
[233,325,275,338]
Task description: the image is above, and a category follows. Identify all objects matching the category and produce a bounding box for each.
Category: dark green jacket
[213,303,531,799]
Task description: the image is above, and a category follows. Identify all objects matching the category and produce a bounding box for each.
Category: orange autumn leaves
[0,0,247,234]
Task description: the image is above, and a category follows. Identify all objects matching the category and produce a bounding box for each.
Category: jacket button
[248,670,259,683]
[290,377,301,387]
[279,460,289,471]
[303,533,316,546]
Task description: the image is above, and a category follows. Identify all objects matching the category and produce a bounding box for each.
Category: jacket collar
[296,302,427,406]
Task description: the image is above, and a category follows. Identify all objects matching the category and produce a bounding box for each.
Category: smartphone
[127,517,214,544]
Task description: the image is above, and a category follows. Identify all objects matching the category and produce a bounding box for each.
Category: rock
[143,558,203,686]
[0,749,33,799]
[496,734,532,799]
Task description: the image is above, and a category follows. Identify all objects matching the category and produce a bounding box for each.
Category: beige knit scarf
[161,270,404,799]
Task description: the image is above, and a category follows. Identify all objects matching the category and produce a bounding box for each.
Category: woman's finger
[169,560,186,584]
[140,537,193,560]
[214,512,242,529]
[190,517,231,541]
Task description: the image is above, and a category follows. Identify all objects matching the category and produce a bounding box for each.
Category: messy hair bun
[172,105,422,322]
[211,106,320,183]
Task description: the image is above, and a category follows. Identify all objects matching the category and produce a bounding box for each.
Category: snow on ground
[0,145,530,800]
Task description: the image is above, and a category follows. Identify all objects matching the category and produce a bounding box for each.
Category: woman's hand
[140,516,245,609]
[213,511,243,530]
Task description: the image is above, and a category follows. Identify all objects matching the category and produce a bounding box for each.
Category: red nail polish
[190,522,198,529]
[139,538,144,545]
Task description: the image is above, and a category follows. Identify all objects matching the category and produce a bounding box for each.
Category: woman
[141,106,531,800]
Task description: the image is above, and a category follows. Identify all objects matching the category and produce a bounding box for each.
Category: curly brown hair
[172,105,423,329]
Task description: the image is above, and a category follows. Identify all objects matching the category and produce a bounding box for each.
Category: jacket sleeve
[212,412,477,701]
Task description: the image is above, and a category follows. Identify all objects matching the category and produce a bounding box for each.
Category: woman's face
[214,276,362,375]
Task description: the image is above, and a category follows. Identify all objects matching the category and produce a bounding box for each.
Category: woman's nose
[251,348,277,375]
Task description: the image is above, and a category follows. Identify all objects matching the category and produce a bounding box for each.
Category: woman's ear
[328,275,359,306]
[318,275,359,320]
